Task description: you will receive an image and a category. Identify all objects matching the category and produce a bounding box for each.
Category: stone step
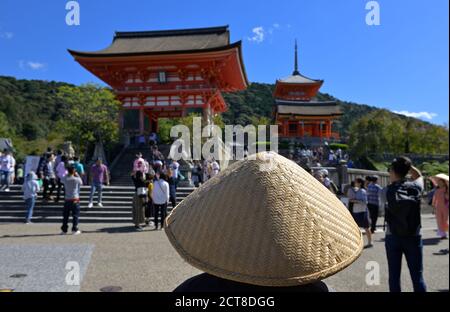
[0,173,195,223]
[0,209,176,223]
[0,207,142,212]
[0,210,134,217]
[0,197,186,209]
[0,216,133,223]
[0,184,195,190]
[109,145,177,186]
[2,186,135,192]
[1,195,134,200]
[0,205,178,212]
[0,200,184,209]
[0,191,194,197]
[0,191,194,199]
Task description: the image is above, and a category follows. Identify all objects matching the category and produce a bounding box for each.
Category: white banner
[24,156,41,177]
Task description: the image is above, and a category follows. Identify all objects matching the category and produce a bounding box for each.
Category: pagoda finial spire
[293,39,300,76]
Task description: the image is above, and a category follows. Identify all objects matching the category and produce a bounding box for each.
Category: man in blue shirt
[72,157,85,176]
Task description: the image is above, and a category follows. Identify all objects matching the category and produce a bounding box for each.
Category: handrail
[109,145,128,174]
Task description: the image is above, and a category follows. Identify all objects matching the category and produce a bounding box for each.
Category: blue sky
[0,0,448,125]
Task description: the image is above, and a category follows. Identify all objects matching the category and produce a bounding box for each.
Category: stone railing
[369,153,449,163]
[311,164,390,191]
[347,168,390,187]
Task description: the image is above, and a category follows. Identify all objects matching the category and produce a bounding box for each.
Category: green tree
[56,84,121,153]
[0,112,11,138]
[349,110,449,157]
[250,116,271,127]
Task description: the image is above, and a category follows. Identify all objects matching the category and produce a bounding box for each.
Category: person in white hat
[431,173,449,239]
[165,152,363,292]
[316,169,337,195]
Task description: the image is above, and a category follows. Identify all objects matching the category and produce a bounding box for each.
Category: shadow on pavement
[0,226,158,239]
[433,249,449,256]
[0,233,62,239]
[423,238,443,246]
[84,226,146,234]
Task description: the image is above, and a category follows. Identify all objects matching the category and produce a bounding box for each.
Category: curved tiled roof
[68,26,232,56]
[276,101,342,116]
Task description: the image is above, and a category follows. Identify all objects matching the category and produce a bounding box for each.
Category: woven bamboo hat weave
[165,152,363,287]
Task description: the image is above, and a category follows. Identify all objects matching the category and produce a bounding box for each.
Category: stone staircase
[110,145,179,186]
[0,184,195,223]
[0,144,197,223]
[110,146,154,186]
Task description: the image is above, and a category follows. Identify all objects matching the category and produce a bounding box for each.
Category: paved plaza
[0,214,448,292]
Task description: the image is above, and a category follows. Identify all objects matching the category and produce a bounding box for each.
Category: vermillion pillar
[139,108,144,135]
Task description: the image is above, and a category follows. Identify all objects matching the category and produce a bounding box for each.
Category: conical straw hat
[165,152,363,287]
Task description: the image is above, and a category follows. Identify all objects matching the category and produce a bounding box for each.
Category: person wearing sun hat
[430,173,449,239]
[165,152,363,292]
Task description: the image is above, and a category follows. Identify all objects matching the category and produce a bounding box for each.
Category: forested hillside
[222,82,381,139]
[0,76,448,160]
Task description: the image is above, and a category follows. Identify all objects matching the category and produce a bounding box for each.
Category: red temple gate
[69,26,248,142]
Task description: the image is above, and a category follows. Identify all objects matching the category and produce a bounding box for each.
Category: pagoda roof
[275,99,337,106]
[277,73,323,84]
[68,25,234,57]
[276,40,323,85]
[275,100,342,116]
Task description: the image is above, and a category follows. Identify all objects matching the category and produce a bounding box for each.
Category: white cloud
[247,26,265,43]
[19,60,46,70]
[0,31,13,39]
[273,23,280,28]
[393,110,438,120]
[28,61,45,70]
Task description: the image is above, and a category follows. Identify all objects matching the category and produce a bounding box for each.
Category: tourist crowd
[290,146,352,169]
[128,144,221,231]
[1,147,111,233]
[313,157,449,292]
[2,142,449,292]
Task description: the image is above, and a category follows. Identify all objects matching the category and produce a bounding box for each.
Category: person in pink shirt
[133,153,148,174]
[432,174,449,239]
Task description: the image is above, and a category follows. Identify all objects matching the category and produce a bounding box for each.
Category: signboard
[24,156,41,177]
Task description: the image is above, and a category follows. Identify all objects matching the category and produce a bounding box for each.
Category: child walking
[22,171,40,224]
